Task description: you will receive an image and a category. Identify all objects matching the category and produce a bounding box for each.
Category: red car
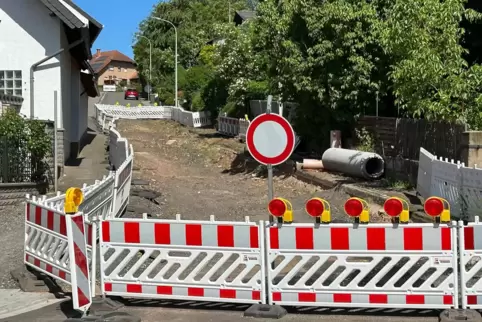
[124,88,139,100]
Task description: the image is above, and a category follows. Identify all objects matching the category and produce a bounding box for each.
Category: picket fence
[95,104,211,131]
[417,147,482,221]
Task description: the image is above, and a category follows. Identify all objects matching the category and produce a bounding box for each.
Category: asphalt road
[101,91,145,106]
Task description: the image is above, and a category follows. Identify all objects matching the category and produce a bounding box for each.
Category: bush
[0,108,51,183]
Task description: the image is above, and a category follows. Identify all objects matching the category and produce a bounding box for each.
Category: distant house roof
[234,10,256,25]
[89,50,136,74]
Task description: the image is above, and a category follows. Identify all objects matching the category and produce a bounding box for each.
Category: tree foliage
[0,109,51,183]
[134,0,482,142]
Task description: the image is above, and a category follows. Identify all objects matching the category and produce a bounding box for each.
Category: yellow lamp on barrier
[138,104,142,107]
[344,197,370,223]
[115,101,119,105]
[383,197,410,223]
[126,103,131,108]
[305,198,331,224]
[154,102,158,106]
[244,114,249,121]
[268,198,293,224]
[424,196,450,223]
[64,187,84,214]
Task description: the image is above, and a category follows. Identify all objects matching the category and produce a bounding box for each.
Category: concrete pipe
[321,148,384,180]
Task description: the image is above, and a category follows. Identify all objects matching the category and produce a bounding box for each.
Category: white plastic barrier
[460,218,482,309]
[24,198,92,312]
[218,115,240,137]
[266,222,459,309]
[416,147,482,221]
[239,119,250,141]
[99,216,266,304]
[111,145,134,218]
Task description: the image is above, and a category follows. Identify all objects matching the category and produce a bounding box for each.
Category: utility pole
[153,17,178,107]
[140,36,152,102]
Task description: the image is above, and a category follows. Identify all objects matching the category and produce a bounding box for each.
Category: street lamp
[139,35,152,102]
[152,17,178,107]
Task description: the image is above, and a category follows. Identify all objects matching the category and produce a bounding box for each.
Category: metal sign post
[246,95,295,223]
[266,95,274,207]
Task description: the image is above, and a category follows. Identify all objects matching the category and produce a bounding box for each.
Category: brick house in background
[90,49,138,91]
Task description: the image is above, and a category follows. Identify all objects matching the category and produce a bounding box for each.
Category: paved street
[101,91,147,106]
[2,299,441,322]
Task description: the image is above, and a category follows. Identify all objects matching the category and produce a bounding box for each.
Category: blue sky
[75,0,159,59]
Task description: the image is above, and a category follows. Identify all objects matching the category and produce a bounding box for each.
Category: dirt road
[116,119,379,223]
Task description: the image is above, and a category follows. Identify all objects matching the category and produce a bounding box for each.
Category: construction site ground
[117,119,389,223]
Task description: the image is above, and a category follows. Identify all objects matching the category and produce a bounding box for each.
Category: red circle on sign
[246,113,295,166]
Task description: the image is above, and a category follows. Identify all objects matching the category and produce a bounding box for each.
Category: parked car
[124,88,139,100]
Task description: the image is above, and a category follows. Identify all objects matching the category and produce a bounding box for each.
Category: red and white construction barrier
[24,198,92,313]
[266,222,458,309]
[99,215,266,304]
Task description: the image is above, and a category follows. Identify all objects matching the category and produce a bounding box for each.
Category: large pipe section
[321,148,384,180]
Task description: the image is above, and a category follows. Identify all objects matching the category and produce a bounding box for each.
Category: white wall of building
[0,0,63,121]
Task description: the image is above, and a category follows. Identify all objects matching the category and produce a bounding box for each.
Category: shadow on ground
[118,297,441,318]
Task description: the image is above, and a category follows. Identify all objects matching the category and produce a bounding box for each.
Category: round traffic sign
[246,113,295,165]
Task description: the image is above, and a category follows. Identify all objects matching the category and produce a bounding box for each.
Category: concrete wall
[0,0,62,120]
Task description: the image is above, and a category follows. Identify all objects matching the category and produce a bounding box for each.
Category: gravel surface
[0,204,26,289]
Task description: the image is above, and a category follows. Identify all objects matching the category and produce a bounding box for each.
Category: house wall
[97,61,137,85]
[0,0,63,121]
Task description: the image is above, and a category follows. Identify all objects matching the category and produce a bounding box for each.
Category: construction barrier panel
[99,216,266,305]
[218,115,240,137]
[266,222,459,309]
[459,218,482,309]
[24,198,92,312]
[111,144,134,218]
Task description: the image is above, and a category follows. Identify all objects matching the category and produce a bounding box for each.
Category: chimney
[96,48,101,56]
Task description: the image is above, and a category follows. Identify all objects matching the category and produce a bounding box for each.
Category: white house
[0,0,102,162]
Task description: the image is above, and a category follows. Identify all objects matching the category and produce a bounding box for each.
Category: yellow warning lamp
[383,197,410,223]
[64,187,84,214]
[154,102,158,106]
[305,198,331,224]
[115,101,119,105]
[244,114,249,121]
[268,198,293,224]
[126,103,131,108]
[344,197,370,223]
[424,197,450,223]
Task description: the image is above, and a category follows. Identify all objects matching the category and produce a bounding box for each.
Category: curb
[294,170,433,223]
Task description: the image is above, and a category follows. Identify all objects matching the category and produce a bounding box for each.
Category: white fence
[95,104,211,130]
[417,148,482,221]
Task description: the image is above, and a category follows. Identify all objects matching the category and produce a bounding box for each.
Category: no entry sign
[246,113,295,166]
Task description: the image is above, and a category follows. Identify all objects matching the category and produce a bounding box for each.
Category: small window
[109,65,114,71]
[118,67,121,72]
[0,70,22,96]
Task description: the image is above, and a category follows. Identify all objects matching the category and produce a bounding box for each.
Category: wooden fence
[356,116,466,160]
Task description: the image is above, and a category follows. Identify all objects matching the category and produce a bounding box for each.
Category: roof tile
[89,50,136,73]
